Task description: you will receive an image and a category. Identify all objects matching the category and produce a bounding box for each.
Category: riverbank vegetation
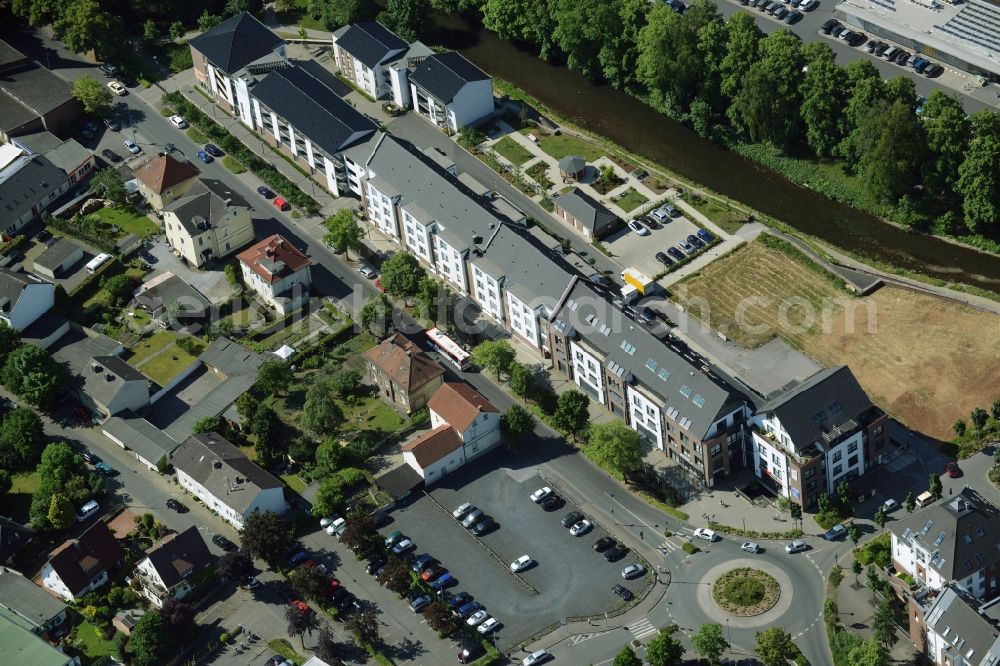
[434,0,1000,254]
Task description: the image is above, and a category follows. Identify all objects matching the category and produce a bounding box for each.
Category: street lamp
[726,618,731,648]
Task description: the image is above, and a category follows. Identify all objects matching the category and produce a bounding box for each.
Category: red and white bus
[425,327,471,371]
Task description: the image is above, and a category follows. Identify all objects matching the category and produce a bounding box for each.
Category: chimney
[93,364,103,373]
[105,373,116,382]
[213,460,222,469]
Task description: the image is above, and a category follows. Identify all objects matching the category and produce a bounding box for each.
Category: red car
[945,462,961,478]
[273,197,289,211]
[290,600,311,615]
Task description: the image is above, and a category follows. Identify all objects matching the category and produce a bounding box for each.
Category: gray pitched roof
[924,586,1000,665]
[0,39,25,68]
[476,224,578,305]
[165,178,250,234]
[42,140,91,174]
[408,52,490,104]
[333,22,408,69]
[550,278,742,438]
[142,526,211,589]
[132,273,211,318]
[756,366,874,448]
[0,155,66,223]
[364,134,505,251]
[103,412,181,467]
[558,155,586,173]
[188,12,284,75]
[251,65,376,157]
[552,188,618,234]
[0,567,67,631]
[32,239,82,272]
[171,433,282,514]
[891,489,1000,582]
[0,269,47,314]
[0,58,75,122]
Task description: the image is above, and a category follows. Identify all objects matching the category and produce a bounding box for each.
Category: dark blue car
[288,550,309,566]
[697,228,714,243]
[196,150,212,163]
[257,185,275,198]
[457,601,483,618]
[448,592,472,609]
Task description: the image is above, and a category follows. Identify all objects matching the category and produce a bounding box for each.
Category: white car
[622,563,646,579]
[107,80,127,95]
[881,498,899,513]
[523,650,552,666]
[649,208,669,223]
[466,610,489,627]
[452,502,473,519]
[477,617,500,634]
[510,555,533,573]
[319,516,339,528]
[530,487,553,503]
[169,115,187,129]
[627,219,650,236]
[123,138,140,154]
[785,540,808,554]
[569,519,592,536]
[693,527,717,542]
[741,542,760,553]
[358,264,377,279]
[325,517,346,535]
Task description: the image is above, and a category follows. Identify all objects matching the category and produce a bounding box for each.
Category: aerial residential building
[909,585,1000,666]
[331,22,409,100]
[249,64,377,196]
[548,277,750,487]
[363,333,445,413]
[31,239,84,280]
[50,330,149,420]
[133,155,201,211]
[41,522,123,601]
[408,51,494,132]
[748,366,889,509]
[427,382,500,461]
[0,268,54,331]
[0,153,79,236]
[552,188,620,241]
[171,432,287,529]
[134,526,212,608]
[891,489,1000,600]
[0,566,68,638]
[237,234,312,314]
[188,12,287,127]
[0,617,75,666]
[131,272,212,324]
[102,412,182,472]
[162,178,254,268]
[0,39,82,141]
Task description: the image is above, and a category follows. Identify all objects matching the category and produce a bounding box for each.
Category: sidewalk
[836,558,920,664]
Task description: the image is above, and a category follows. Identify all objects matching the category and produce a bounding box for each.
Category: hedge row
[162,92,320,215]
[707,520,803,540]
[43,211,118,254]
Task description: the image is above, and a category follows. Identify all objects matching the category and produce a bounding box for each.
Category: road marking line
[628,617,658,640]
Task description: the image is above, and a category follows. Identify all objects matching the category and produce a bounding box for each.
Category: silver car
[358,264,377,279]
[785,540,808,554]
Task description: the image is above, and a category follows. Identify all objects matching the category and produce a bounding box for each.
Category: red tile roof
[363,333,443,391]
[134,155,200,194]
[46,522,123,596]
[428,382,498,432]
[402,424,462,468]
[237,234,312,284]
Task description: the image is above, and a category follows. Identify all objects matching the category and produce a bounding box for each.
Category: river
[431,15,1000,294]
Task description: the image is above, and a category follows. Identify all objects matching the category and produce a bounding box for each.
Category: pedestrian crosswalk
[627,617,658,641]
[657,527,695,555]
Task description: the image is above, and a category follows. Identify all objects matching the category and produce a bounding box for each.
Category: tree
[198,10,223,31]
[286,603,320,650]
[415,277,441,322]
[324,209,363,258]
[871,596,897,649]
[873,507,887,532]
[503,403,536,440]
[920,91,971,204]
[584,421,643,481]
[0,470,11,496]
[955,109,1000,233]
[471,339,516,379]
[160,598,194,633]
[315,439,348,477]
[192,415,224,434]
[360,294,392,336]
[2,343,67,409]
[508,363,534,398]
[329,370,362,401]
[691,623,727,665]
[290,565,329,601]
[72,76,113,116]
[854,100,925,203]
[251,405,281,466]
[798,43,848,157]
[240,511,294,567]
[307,0,377,30]
[102,274,133,308]
[971,407,989,435]
[0,325,20,367]
[256,360,293,396]
[838,62,887,163]
[866,565,881,595]
[852,559,863,584]
[730,30,803,148]
[316,624,346,665]
[953,419,967,437]
[380,0,432,41]
[47,493,76,530]
[30,442,98,530]
[217,551,254,583]
[379,252,425,298]
[847,522,861,547]
[302,379,345,437]
[552,389,591,440]
[313,478,345,518]
[130,611,175,666]
[755,626,797,666]
[225,0,264,16]
[235,392,260,422]
[425,599,462,636]
[645,626,685,666]
[89,167,128,206]
[904,491,915,513]
[0,407,45,470]
[848,637,890,666]
[340,513,381,558]
[345,606,380,646]
[836,479,852,511]
[720,12,761,101]
[11,0,63,27]
[790,502,803,524]
[55,0,121,57]
[168,20,184,40]
[929,473,942,499]
[613,646,642,666]
[378,555,412,593]
[601,0,648,88]
[551,0,621,80]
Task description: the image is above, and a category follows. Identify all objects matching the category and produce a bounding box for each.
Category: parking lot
[603,207,706,278]
[382,454,651,649]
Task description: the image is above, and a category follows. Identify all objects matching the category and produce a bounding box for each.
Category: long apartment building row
[187,13,890,506]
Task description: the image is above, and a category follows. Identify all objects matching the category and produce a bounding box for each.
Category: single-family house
[237,234,312,314]
[163,178,255,268]
[134,526,212,608]
[31,239,83,279]
[402,425,465,485]
[427,382,500,461]
[41,522,123,601]
[131,272,212,324]
[363,333,444,413]
[331,22,409,101]
[134,155,201,211]
[0,566,68,637]
[408,51,493,132]
[0,268,54,331]
[171,432,287,529]
[50,329,149,420]
[552,188,619,241]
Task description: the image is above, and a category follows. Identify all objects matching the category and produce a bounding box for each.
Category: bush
[222,156,246,174]
[682,542,699,554]
[829,565,843,589]
[853,533,891,568]
[707,520,803,540]
[723,577,765,606]
[220,632,230,644]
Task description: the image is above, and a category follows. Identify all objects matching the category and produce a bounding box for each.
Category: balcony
[750,425,822,465]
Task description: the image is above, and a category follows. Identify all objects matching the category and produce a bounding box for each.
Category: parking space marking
[570,633,603,645]
[627,617,658,641]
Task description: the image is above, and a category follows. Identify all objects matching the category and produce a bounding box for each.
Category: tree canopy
[645,626,685,666]
[72,76,114,115]
[379,252,425,297]
[129,611,176,666]
[692,623,728,665]
[240,511,294,567]
[302,378,346,437]
[1,344,67,409]
[0,407,45,470]
[503,403,536,440]
[584,421,643,480]
[470,339,516,379]
[755,626,798,666]
[552,389,591,439]
[324,209,364,257]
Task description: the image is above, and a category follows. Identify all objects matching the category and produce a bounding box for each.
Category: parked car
[821,18,840,34]
[523,650,552,666]
[693,527,718,542]
[687,234,705,248]
[196,150,213,163]
[257,185,275,198]
[560,511,583,527]
[923,63,944,77]
[679,241,696,255]
[697,228,714,243]
[569,520,592,536]
[101,148,122,163]
[204,143,224,157]
[123,138,140,155]
[872,43,889,57]
[392,538,416,555]
[80,449,100,464]
[538,495,564,511]
[273,197,289,211]
[784,8,803,22]
[510,555,534,573]
[603,545,628,562]
[384,530,404,547]
[366,556,387,575]
[627,219,650,236]
[881,498,899,513]
[946,461,961,477]
[594,537,617,552]
[649,208,669,224]
[432,573,456,590]
[421,565,447,582]
[477,617,500,634]
[212,534,237,551]
[358,264,377,279]
[772,6,788,18]
[245,576,261,590]
[622,564,646,580]
[667,247,685,261]
[830,25,846,38]
[462,509,485,529]
[452,502,474,519]
[107,81,127,95]
[448,592,472,609]
[411,554,436,573]
[94,462,116,476]
[165,498,187,513]
[785,540,809,554]
[845,31,866,46]
[800,0,818,9]
[457,601,484,618]
[913,58,930,73]
[288,551,309,566]
[169,115,187,129]
[409,593,433,612]
[612,584,634,601]
[466,610,489,627]
[741,542,761,553]
[471,517,497,536]
[99,62,119,76]
[823,524,847,541]
[103,117,121,131]
[530,487,553,502]
[655,251,674,266]
[458,644,485,664]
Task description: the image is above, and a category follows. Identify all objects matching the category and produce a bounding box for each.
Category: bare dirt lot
[674,239,1000,440]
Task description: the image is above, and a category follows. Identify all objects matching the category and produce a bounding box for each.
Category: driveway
[603,214,703,278]
[384,453,652,650]
[146,237,235,304]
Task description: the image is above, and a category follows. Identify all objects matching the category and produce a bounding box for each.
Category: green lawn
[492,136,534,166]
[680,193,748,234]
[90,207,159,239]
[342,396,405,433]
[267,638,305,665]
[616,187,648,213]
[280,473,308,493]
[73,620,117,661]
[278,0,328,31]
[82,266,148,310]
[530,131,605,162]
[135,341,200,385]
[10,471,40,494]
[125,330,178,365]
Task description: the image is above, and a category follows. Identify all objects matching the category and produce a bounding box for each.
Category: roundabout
[693,557,796,629]
[711,567,780,616]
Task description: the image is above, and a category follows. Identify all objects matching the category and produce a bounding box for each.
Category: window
[710,444,721,456]
[832,451,842,463]
[832,464,843,476]
[874,425,883,437]
[848,442,858,454]
[805,467,816,479]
